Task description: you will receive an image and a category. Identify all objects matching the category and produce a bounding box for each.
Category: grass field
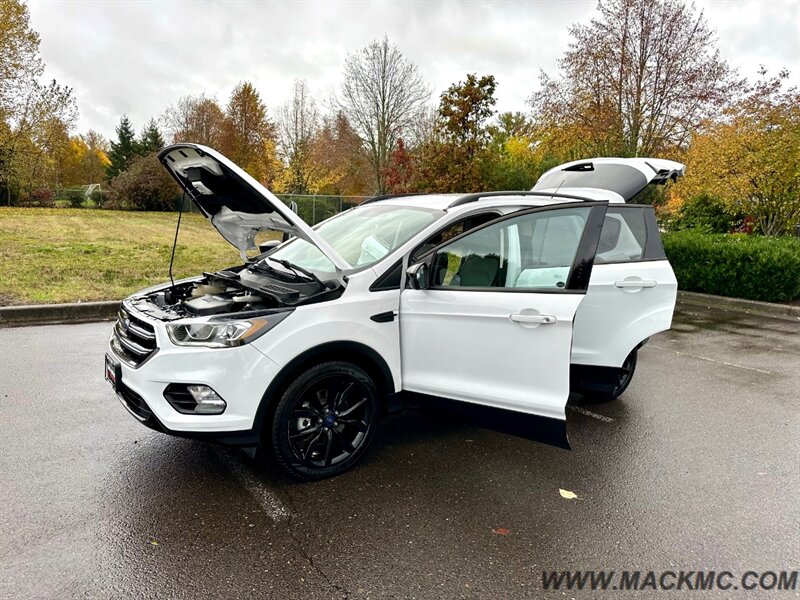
[0,208,260,305]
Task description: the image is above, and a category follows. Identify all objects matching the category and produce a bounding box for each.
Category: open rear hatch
[157,143,350,272]
[532,157,685,202]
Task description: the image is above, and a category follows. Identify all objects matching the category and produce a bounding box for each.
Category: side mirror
[259,239,281,253]
[406,262,430,290]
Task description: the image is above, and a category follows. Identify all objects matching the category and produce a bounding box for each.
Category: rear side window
[595,205,665,263]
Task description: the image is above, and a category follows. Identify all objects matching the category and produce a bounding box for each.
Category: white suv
[105,144,682,480]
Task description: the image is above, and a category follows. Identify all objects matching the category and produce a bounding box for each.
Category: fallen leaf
[149,540,159,546]
[492,527,510,535]
[559,488,579,500]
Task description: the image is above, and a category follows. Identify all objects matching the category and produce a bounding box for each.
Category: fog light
[187,385,226,414]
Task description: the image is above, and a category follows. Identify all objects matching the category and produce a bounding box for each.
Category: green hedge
[662,231,800,303]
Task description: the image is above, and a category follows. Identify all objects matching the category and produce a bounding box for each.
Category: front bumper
[107,314,282,441]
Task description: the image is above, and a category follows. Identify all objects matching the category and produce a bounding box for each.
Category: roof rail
[447,190,597,209]
[359,192,421,205]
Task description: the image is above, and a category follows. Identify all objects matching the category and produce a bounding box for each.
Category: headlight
[167,311,291,348]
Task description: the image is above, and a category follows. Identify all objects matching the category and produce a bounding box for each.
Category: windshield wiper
[263,257,326,287]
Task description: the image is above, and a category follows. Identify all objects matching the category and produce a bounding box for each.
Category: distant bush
[56,189,86,208]
[90,189,109,208]
[663,231,800,302]
[17,188,55,208]
[669,193,746,233]
[108,153,180,211]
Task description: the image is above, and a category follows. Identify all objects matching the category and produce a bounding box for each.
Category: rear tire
[579,349,638,404]
[270,361,380,481]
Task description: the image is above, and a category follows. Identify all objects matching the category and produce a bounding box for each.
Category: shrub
[56,189,86,208]
[670,193,746,233]
[663,231,800,302]
[108,153,180,211]
[17,188,55,208]
[90,189,109,208]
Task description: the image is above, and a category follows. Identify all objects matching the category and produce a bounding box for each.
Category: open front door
[399,202,608,447]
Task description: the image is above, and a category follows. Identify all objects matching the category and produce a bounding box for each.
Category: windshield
[268,204,442,275]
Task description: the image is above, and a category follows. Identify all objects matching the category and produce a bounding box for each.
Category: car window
[409,212,499,262]
[431,206,592,290]
[595,207,647,263]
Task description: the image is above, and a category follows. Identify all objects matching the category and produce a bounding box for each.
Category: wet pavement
[1,305,798,599]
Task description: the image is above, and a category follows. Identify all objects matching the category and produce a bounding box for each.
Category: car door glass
[432,206,592,290]
[409,213,498,263]
[594,208,646,263]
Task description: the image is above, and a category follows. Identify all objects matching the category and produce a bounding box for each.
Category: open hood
[532,157,685,203]
[157,144,351,271]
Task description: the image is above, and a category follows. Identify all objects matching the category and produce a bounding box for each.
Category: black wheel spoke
[334,382,355,410]
[339,418,367,433]
[338,397,367,417]
[294,407,321,420]
[302,430,324,461]
[315,388,329,410]
[323,429,334,467]
[291,425,321,440]
[332,428,356,453]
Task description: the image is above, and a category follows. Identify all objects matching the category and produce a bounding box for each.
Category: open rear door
[533,157,685,203]
[400,202,608,448]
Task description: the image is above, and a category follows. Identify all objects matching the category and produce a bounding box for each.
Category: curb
[0,300,120,328]
[677,291,800,321]
[0,292,797,328]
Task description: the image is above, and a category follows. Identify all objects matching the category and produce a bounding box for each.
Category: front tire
[270,361,380,480]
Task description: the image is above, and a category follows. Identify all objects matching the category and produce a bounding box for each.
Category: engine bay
[129,263,340,321]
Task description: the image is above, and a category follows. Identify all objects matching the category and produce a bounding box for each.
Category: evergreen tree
[139,118,165,154]
[105,115,139,180]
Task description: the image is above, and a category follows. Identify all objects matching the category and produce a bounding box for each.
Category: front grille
[117,385,153,421]
[111,306,157,367]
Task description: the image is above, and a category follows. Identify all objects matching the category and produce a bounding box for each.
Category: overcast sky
[27,0,800,140]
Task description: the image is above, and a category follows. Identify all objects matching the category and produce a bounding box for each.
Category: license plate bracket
[105,354,122,391]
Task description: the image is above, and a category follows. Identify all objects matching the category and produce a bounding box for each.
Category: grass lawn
[0,207,265,305]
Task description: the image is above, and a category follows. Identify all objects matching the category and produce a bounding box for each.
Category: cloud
[26,0,800,139]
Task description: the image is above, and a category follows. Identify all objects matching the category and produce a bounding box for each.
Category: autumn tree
[530,0,739,158]
[105,115,139,180]
[678,70,800,236]
[222,81,279,184]
[383,138,414,193]
[416,74,498,192]
[340,37,430,193]
[0,0,40,113]
[310,111,371,197]
[276,79,321,194]
[79,130,110,185]
[0,0,77,204]
[164,93,226,147]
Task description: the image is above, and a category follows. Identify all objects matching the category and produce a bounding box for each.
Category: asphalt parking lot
[1,304,798,599]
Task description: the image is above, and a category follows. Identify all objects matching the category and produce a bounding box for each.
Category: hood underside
[158,144,350,271]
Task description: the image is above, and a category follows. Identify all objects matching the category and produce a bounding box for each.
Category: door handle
[509,314,557,324]
[614,279,657,288]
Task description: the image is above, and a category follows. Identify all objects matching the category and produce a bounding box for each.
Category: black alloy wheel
[271,361,380,480]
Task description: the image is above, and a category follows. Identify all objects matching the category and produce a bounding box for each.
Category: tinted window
[410,212,499,262]
[595,207,647,262]
[431,206,591,290]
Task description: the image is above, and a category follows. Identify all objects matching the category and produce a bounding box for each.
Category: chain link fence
[5,188,370,224]
[276,194,370,225]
